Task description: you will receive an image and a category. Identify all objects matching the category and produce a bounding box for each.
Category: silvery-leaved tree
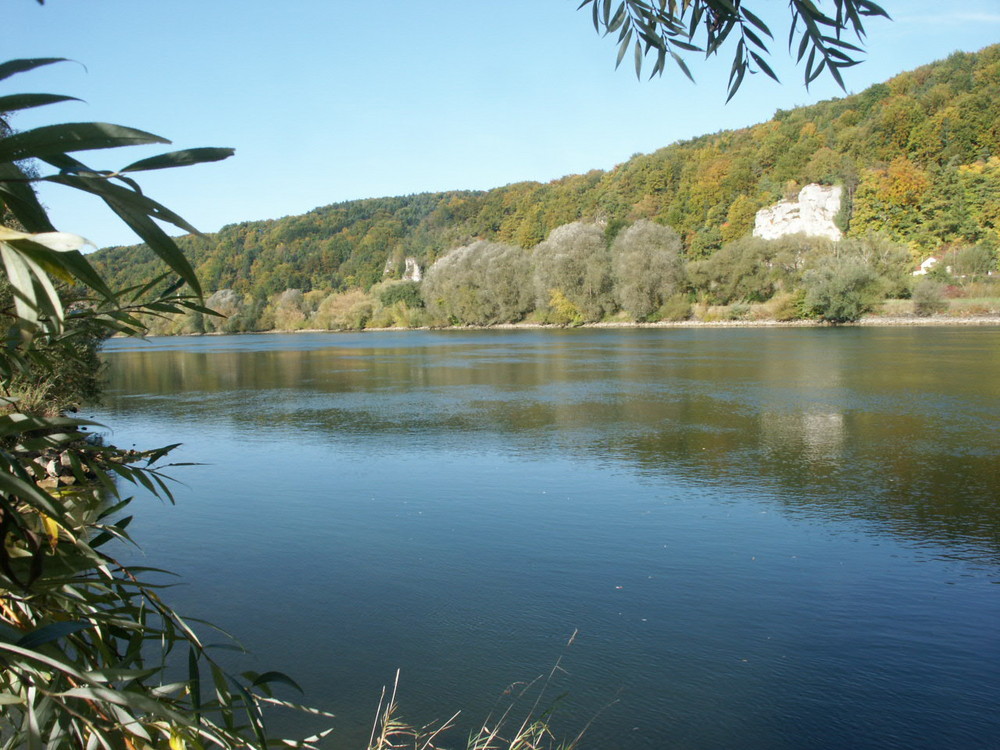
[0,58,332,749]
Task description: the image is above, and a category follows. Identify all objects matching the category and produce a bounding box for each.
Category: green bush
[312,289,376,330]
[763,290,807,321]
[727,302,751,320]
[656,294,693,321]
[802,258,885,323]
[686,235,815,306]
[912,279,948,316]
[377,280,424,309]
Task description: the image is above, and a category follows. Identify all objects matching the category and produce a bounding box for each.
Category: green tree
[263,288,309,330]
[376,280,424,309]
[687,235,815,305]
[941,242,998,283]
[581,0,890,99]
[610,219,684,319]
[836,234,913,297]
[802,256,885,322]
[422,240,534,325]
[911,278,948,316]
[532,223,614,323]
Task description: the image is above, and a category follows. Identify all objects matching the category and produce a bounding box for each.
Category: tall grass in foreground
[367,631,597,750]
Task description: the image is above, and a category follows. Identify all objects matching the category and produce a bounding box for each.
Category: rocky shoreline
[296,314,1000,334]
[490,315,1000,330]
[156,313,1000,338]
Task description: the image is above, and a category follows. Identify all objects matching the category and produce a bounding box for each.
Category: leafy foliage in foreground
[578,0,889,100]
[0,58,335,748]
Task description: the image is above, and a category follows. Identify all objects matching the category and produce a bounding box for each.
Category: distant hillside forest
[92,45,1000,332]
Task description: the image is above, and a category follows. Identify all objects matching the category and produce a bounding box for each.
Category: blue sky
[6,1,1000,249]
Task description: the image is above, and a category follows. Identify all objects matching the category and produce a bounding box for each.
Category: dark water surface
[93,327,1000,749]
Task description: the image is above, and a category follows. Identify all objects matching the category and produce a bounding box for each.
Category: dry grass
[876,298,916,317]
[947,297,1000,316]
[366,632,595,750]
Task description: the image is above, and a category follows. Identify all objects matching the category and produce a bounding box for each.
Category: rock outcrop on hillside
[403,257,422,282]
[753,184,843,242]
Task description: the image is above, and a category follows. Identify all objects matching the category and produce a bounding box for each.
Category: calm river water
[92,327,1000,749]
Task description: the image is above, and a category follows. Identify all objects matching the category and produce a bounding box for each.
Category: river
[92,327,1000,749]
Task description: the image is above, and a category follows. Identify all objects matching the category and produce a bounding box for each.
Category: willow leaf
[0,122,169,163]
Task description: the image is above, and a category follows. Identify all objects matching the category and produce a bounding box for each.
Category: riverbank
[150,312,1000,338]
[492,315,1000,329]
[260,313,1000,335]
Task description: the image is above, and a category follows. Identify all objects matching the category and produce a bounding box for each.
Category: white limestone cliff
[383,256,423,282]
[753,184,843,242]
[403,257,422,282]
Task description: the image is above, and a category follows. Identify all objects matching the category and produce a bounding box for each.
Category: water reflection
[100,328,1000,563]
[93,328,1000,750]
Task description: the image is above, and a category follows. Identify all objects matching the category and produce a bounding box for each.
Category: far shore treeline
[92,45,1000,332]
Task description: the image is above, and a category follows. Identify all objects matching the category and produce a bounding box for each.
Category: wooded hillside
[92,45,1000,325]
